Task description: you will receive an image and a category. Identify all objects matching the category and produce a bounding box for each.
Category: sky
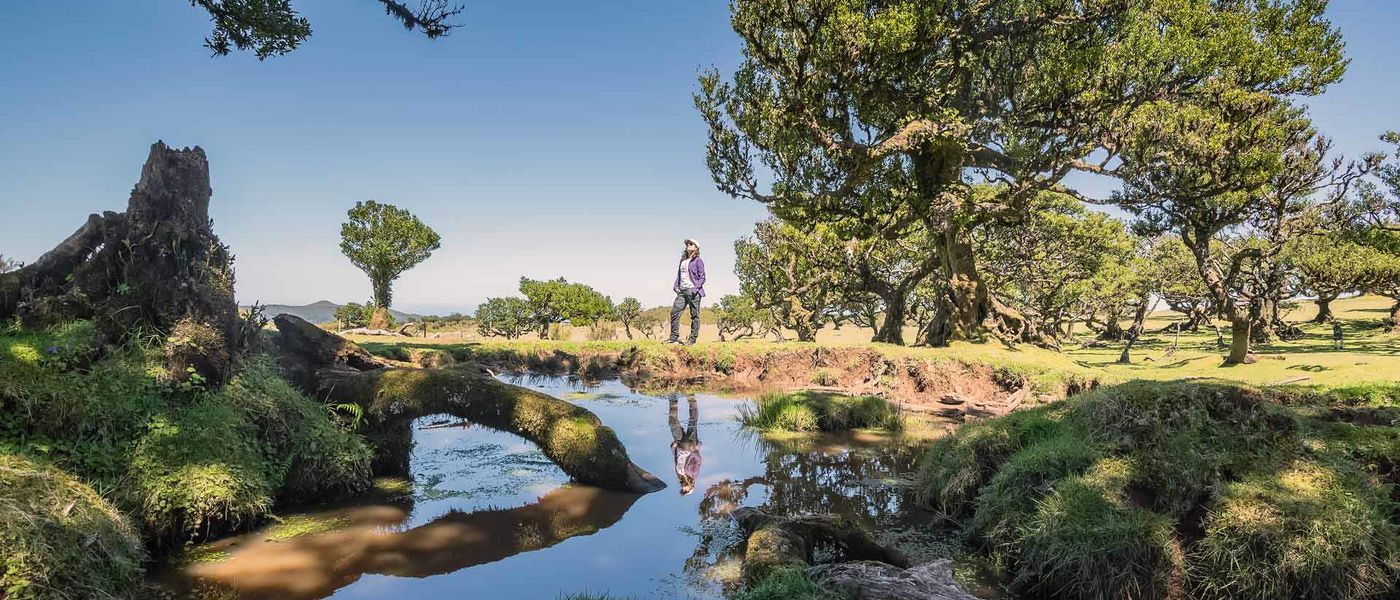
[1,1,1397,316]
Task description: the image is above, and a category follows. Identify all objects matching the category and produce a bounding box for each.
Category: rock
[732,508,909,583]
[808,559,977,600]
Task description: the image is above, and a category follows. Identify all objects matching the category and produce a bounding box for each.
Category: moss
[126,400,277,540]
[0,454,145,600]
[263,513,352,541]
[740,391,903,433]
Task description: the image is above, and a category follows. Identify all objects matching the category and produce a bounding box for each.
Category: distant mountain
[247,300,422,324]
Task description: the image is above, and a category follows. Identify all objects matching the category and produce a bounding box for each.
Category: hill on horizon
[245,300,423,325]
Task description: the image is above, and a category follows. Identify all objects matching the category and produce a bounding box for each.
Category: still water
[159,375,937,599]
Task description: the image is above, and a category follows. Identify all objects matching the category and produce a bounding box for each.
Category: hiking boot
[665,339,682,345]
[684,339,697,346]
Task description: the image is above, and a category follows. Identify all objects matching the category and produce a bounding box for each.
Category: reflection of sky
[318,375,922,600]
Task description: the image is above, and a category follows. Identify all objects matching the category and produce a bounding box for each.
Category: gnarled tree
[698,0,1344,347]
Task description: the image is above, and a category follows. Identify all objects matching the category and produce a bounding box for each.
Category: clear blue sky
[1,1,1396,315]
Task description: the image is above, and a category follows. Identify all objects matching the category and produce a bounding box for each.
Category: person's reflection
[669,393,702,495]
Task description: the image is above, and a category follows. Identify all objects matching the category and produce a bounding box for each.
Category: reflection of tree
[180,486,640,599]
[682,434,924,592]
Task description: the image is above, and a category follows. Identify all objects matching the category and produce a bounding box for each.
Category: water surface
[160,375,938,599]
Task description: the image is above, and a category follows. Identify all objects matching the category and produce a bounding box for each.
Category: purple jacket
[673,256,707,298]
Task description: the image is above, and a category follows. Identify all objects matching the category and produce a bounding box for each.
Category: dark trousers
[669,289,701,343]
[669,395,699,445]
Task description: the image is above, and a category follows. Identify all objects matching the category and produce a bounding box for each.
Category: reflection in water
[169,485,640,599]
[670,394,703,495]
[683,431,926,594]
[159,376,939,599]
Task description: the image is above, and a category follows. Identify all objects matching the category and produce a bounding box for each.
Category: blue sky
[1,1,1396,315]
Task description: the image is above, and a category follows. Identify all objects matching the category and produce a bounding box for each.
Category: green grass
[354,295,1400,391]
[0,454,145,600]
[733,566,852,600]
[1,321,373,574]
[916,380,1400,599]
[739,391,904,433]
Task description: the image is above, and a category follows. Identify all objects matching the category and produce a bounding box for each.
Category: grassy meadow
[348,294,1400,389]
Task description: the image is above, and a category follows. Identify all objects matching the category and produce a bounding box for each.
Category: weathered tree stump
[0,142,239,382]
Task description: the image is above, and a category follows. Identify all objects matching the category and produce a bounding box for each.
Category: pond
[156,374,965,599]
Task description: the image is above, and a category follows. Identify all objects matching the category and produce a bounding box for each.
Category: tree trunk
[1311,296,1335,323]
[1117,299,1151,364]
[1225,316,1256,365]
[622,323,633,340]
[925,224,992,346]
[871,294,906,345]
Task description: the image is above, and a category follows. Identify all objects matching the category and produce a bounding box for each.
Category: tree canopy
[190,0,464,58]
[339,200,441,309]
[698,0,1348,348]
[475,296,533,340]
[518,277,613,339]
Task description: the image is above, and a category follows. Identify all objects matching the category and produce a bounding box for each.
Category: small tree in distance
[475,297,532,340]
[518,277,613,339]
[333,301,373,330]
[615,297,642,340]
[340,200,441,312]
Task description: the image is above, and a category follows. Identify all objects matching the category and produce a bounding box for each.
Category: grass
[733,566,852,600]
[739,391,904,433]
[351,294,1400,390]
[0,321,375,596]
[0,454,145,600]
[915,380,1400,600]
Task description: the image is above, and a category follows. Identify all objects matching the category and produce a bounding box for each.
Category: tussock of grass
[0,454,145,600]
[740,391,903,433]
[917,380,1400,599]
[734,566,851,600]
[1191,460,1399,600]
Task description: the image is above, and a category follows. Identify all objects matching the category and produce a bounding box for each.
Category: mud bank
[427,343,1104,429]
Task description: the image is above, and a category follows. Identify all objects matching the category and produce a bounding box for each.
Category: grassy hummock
[740,391,904,433]
[1,321,375,593]
[0,454,146,600]
[915,380,1400,600]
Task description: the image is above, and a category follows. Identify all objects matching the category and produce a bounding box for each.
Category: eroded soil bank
[380,343,1105,432]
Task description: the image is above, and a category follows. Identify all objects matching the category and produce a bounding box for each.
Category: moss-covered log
[271,314,664,494]
[318,365,664,493]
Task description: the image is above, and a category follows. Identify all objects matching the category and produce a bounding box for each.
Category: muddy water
[158,375,948,599]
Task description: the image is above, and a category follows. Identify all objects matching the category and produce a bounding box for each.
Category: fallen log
[272,314,664,495]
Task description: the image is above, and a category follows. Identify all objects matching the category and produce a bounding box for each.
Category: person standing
[668,239,706,345]
[1332,321,1344,350]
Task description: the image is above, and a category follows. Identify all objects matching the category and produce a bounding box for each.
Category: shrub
[587,321,619,341]
[548,323,573,341]
[0,455,145,600]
